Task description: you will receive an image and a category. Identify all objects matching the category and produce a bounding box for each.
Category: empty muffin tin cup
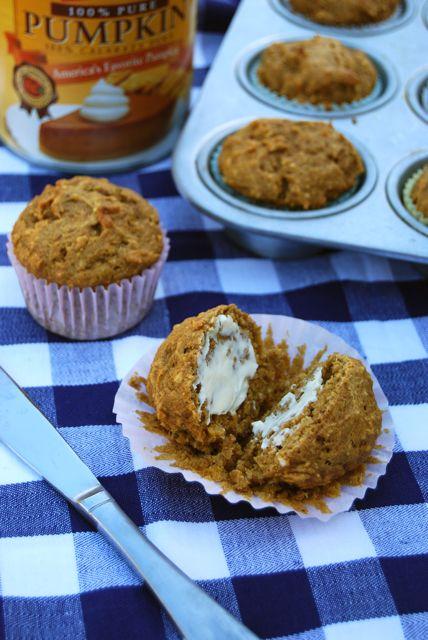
[237,37,399,119]
[269,0,416,37]
[386,152,428,237]
[196,124,377,222]
[406,69,428,124]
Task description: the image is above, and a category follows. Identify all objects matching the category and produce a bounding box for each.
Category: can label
[0,0,196,168]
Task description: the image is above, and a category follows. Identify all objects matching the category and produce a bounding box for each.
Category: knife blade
[0,366,259,640]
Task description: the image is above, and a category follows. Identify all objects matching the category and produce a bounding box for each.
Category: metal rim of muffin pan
[236,36,399,119]
[196,118,378,222]
[406,68,428,123]
[386,151,428,238]
[423,0,428,28]
[269,0,417,37]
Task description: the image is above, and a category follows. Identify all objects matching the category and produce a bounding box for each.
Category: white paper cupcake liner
[403,168,428,226]
[7,230,169,340]
[113,314,395,521]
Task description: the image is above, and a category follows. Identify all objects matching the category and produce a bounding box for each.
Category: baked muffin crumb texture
[146,304,264,451]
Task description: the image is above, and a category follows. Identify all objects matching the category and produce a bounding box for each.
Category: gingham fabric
[0,3,427,639]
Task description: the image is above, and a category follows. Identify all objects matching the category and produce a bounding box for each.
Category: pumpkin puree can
[0,0,197,171]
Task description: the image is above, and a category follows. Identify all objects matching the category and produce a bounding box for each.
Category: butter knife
[0,366,258,640]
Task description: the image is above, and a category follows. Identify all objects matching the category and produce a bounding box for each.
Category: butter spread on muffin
[289,0,400,26]
[147,304,263,450]
[403,165,428,225]
[252,366,323,449]
[218,118,364,209]
[251,353,382,489]
[258,36,377,108]
[11,175,163,288]
[194,314,258,422]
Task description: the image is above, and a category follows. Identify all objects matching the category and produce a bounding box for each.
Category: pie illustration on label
[39,68,187,161]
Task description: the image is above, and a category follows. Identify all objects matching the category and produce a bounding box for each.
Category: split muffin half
[147,305,263,450]
[251,353,382,488]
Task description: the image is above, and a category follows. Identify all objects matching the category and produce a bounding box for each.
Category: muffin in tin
[289,0,400,26]
[258,36,377,109]
[218,118,364,210]
[10,175,168,339]
[147,304,263,450]
[403,165,428,225]
[251,353,382,489]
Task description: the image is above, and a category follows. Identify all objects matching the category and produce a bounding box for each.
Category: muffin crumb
[146,304,264,450]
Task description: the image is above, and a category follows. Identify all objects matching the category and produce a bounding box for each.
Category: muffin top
[12,176,164,288]
[258,36,377,108]
[218,119,364,210]
[289,0,400,26]
[410,165,428,220]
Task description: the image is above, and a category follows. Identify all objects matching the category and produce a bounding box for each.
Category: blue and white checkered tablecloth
[0,2,427,639]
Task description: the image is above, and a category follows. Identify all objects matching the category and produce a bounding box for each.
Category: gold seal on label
[13,63,57,117]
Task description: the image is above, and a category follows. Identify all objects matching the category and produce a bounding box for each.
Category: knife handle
[75,488,258,640]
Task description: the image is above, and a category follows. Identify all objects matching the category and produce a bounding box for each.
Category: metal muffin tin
[406,68,428,123]
[424,0,428,28]
[172,0,428,263]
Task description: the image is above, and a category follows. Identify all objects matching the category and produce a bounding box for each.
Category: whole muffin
[289,0,400,26]
[251,353,382,489]
[258,36,377,108]
[147,305,263,451]
[404,165,428,225]
[218,119,364,209]
[12,175,164,288]
[10,176,167,339]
